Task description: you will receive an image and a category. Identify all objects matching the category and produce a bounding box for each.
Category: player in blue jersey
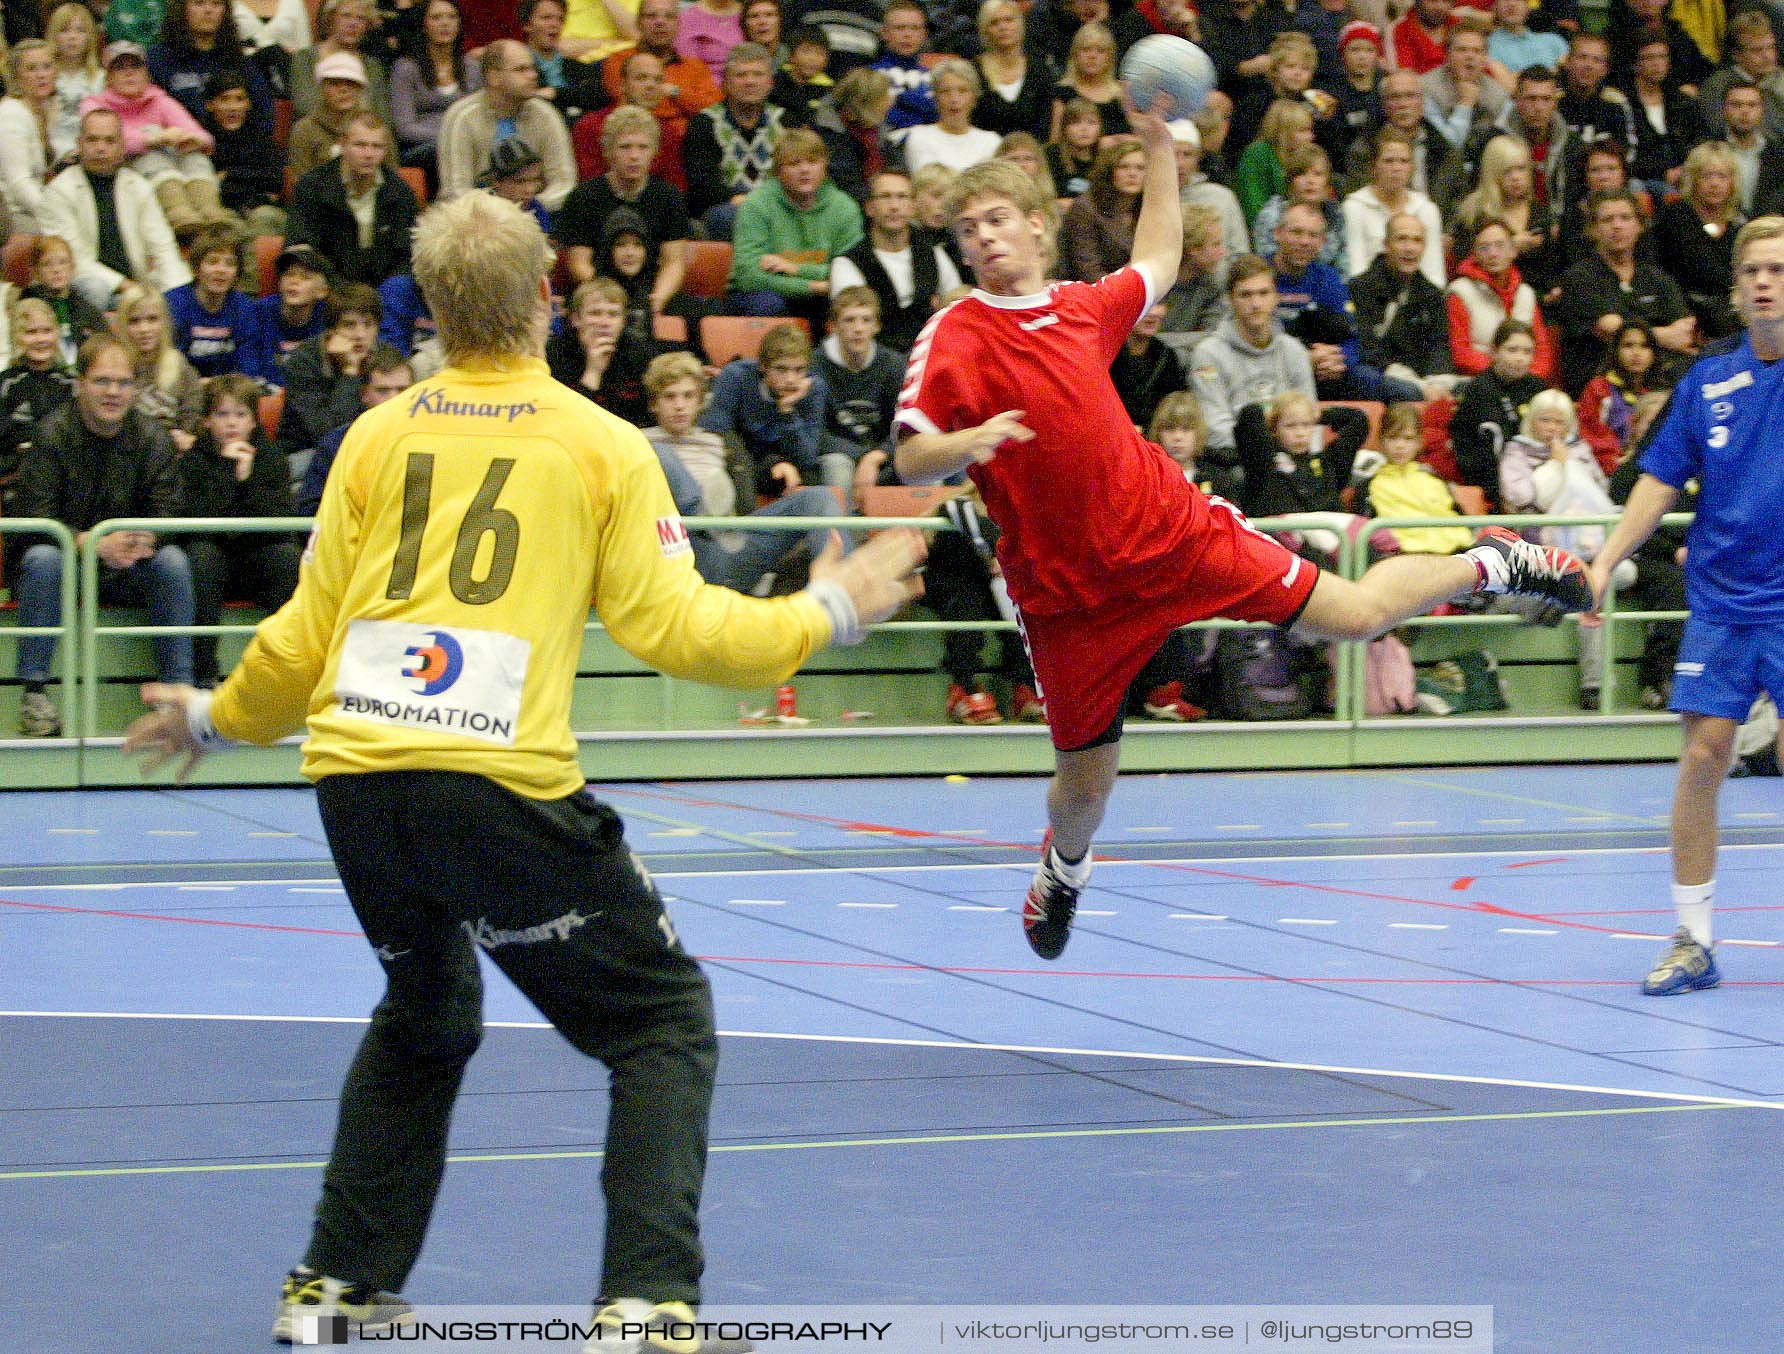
[1588,216,1784,996]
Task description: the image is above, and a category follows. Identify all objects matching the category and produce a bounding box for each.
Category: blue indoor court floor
[6,764,1784,1353]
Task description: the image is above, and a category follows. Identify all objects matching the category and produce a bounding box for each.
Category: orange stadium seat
[2,233,37,288]
[699,315,809,367]
[680,241,733,299]
[255,234,283,297]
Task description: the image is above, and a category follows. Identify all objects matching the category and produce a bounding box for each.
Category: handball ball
[1120,35,1216,121]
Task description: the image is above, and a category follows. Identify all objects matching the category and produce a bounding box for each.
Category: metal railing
[61,509,1692,740]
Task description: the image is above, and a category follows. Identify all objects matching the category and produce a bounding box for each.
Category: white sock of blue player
[1673,880,1714,948]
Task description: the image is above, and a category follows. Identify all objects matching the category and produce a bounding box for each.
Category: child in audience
[0,298,76,505]
[1448,318,1548,506]
[1045,96,1100,198]
[203,68,284,237]
[116,288,202,449]
[815,285,904,498]
[82,39,230,238]
[699,320,860,500]
[770,25,831,123]
[1498,389,1616,560]
[165,224,259,378]
[178,372,301,687]
[247,243,331,384]
[544,276,659,427]
[1236,388,1371,567]
[47,1,104,159]
[279,282,381,461]
[1358,402,1475,555]
[1233,97,1315,225]
[640,350,848,595]
[1577,319,1661,475]
[1147,390,1236,500]
[23,235,105,367]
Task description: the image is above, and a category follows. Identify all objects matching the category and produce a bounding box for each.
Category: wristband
[806,577,863,646]
[182,689,233,751]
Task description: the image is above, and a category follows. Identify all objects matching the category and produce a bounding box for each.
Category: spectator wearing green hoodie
[727,126,863,330]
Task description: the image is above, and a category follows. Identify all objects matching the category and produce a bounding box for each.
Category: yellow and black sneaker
[584,1298,754,1353]
[273,1266,416,1344]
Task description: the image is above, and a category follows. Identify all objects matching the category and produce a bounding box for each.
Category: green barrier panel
[73,509,1693,781]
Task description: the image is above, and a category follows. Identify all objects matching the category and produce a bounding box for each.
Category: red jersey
[895,265,1210,617]
[1389,14,1451,73]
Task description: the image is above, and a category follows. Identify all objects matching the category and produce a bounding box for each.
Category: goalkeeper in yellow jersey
[124,191,924,1353]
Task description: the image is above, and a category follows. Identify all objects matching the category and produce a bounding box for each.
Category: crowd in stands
[0,0,1744,734]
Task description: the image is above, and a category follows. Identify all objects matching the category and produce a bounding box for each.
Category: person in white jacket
[39,108,192,311]
[0,42,60,233]
[1342,126,1445,286]
[1498,387,1635,705]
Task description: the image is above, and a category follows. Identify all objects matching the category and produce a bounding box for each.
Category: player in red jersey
[894,94,1595,960]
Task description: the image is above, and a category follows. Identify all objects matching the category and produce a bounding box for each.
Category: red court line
[598,784,1636,937]
[12,895,1782,985]
[0,897,363,937]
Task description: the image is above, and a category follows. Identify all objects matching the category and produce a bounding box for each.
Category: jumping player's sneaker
[1642,927,1722,996]
[584,1299,755,1353]
[1469,526,1594,612]
[273,1267,415,1343]
[1023,829,1081,960]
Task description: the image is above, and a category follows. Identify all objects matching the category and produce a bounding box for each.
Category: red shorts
[1017,497,1319,751]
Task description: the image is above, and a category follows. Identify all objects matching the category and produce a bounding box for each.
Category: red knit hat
[1339,20,1384,53]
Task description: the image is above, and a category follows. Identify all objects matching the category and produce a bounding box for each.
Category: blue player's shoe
[1642,927,1722,996]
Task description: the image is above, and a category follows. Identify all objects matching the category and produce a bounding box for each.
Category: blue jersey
[1641,334,1784,623]
[165,284,260,380]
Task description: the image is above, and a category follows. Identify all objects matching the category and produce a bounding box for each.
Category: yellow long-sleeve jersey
[209,358,832,799]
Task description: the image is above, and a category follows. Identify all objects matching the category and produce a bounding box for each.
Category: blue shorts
[1671,616,1784,719]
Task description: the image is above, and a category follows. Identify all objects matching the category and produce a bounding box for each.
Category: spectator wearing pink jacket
[80,40,231,238]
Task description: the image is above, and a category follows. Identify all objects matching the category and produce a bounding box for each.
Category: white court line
[6,839,1784,892]
[837,902,897,909]
[1499,927,1558,935]
[1390,923,1448,931]
[727,899,787,907]
[3,1011,1778,1111]
[1077,909,1118,917]
[1612,932,1669,941]
[1279,918,1337,926]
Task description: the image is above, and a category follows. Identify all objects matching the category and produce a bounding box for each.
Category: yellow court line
[1377,772,1668,828]
[0,1101,1745,1182]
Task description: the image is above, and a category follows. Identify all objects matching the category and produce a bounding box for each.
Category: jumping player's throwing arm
[895,90,1597,961]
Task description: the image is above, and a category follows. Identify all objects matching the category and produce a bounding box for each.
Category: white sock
[1463,544,1509,594]
[1673,880,1714,948]
[1049,842,1092,887]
